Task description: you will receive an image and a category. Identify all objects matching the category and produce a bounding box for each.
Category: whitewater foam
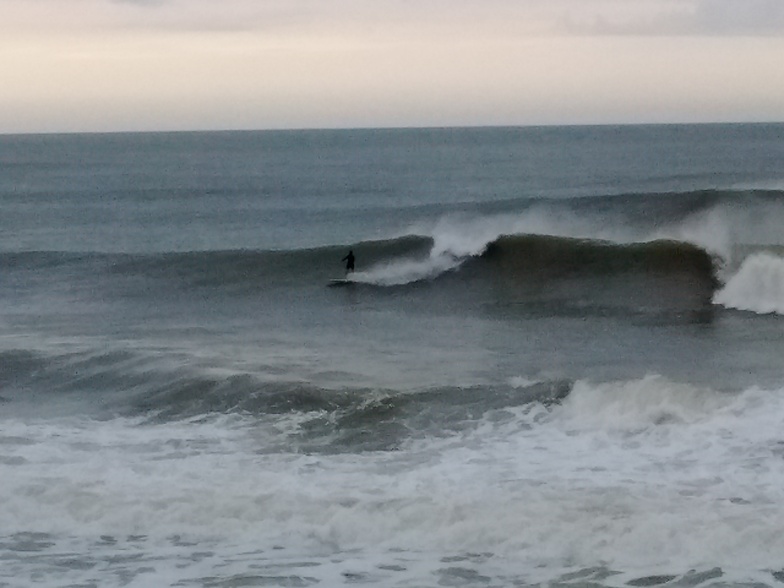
[352,253,463,286]
[358,214,525,285]
[5,376,784,585]
[714,252,784,315]
[554,375,734,431]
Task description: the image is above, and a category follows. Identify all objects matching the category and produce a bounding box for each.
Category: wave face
[482,234,716,280]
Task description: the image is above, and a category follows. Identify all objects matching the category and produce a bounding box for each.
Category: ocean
[1,124,784,587]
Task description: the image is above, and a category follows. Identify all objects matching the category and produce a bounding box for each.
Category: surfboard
[328,278,355,287]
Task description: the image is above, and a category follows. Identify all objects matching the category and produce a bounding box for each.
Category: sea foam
[5,377,784,586]
[714,252,784,315]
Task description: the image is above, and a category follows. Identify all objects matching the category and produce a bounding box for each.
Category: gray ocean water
[1,124,784,587]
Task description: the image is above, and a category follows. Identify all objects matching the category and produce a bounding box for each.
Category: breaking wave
[714,252,784,315]
[3,188,782,312]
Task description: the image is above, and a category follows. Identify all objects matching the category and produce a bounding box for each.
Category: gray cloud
[693,0,784,34]
[565,0,784,36]
[11,0,784,38]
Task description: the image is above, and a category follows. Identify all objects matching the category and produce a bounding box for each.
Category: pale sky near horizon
[2,0,784,133]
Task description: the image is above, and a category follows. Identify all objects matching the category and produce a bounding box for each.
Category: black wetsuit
[342,250,355,272]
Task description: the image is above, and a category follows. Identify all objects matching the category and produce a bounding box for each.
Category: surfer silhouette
[342,250,355,274]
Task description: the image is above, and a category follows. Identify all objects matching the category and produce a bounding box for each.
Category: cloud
[564,0,784,36]
[3,0,784,133]
[5,0,784,38]
[692,0,784,34]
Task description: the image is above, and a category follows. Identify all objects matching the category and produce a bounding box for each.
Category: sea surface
[1,124,784,587]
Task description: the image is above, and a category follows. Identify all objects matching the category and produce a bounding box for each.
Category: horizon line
[3,119,784,138]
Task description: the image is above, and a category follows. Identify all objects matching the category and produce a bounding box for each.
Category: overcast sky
[2,0,784,133]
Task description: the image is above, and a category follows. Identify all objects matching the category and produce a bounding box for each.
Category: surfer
[342,250,355,274]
